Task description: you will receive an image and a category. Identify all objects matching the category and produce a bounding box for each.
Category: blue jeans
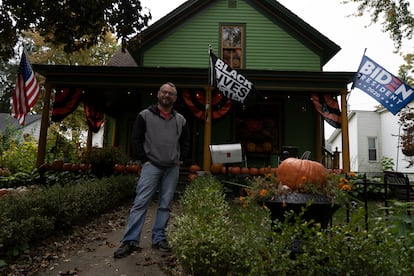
[121,162,179,245]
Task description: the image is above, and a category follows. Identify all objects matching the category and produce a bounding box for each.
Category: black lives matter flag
[209,51,255,103]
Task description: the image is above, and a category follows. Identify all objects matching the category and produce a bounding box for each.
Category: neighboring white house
[327,106,414,179]
[0,113,42,141]
[0,113,104,149]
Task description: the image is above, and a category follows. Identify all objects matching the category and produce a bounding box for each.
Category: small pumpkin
[230,166,241,174]
[246,142,256,152]
[240,167,250,174]
[114,164,125,174]
[62,162,72,171]
[71,163,80,172]
[210,163,223,174]
[277,157,327,190]
[189,164,201,174]
[249,167,259,176]
[262,142,272,152]
[51,159,64,171]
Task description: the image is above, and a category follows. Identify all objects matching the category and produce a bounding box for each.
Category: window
[221,25,244,69]
[368,137,377,161]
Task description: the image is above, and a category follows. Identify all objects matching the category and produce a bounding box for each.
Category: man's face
[157,84,177,108]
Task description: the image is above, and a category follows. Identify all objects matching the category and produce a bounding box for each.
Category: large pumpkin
[277,158,327,190]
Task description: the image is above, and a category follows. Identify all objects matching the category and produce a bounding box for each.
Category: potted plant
[237,158,357,228]
[80,147,129,178]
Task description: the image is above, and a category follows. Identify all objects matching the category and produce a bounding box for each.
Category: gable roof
[0,113,41,134]
[132,0,340,66]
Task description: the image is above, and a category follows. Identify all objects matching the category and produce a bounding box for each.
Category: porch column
[340,89,350,173]
[202,86,212,171]
[36,82,52,167]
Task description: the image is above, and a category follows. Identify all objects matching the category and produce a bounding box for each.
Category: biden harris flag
[353,55,414,115]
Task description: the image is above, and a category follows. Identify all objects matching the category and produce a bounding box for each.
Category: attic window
[228,0,237,8]
[220,25,244,69]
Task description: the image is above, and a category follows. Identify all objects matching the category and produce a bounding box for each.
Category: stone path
[35,200,180,276]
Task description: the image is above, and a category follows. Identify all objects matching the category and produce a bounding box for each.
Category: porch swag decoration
[183,88,232,120]
[311,94,341,128]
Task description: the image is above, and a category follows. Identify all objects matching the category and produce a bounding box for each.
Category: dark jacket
[131,104,190,167]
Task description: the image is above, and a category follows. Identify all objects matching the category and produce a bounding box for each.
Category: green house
[34,0,354,171]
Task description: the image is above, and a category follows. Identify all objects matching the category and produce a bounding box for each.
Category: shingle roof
[0,113,41,134]
[106,48,138,67]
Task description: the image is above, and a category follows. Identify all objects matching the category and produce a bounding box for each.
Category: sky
[139,0,414,113]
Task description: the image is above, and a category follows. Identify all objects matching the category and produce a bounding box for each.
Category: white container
[209,143,243,164]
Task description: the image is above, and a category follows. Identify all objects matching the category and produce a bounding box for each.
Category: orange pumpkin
[262,142,272,152]
[277,158,327,190]
[240,167,250,174]
[246,142,256,152]
[230,166,241,174]
[250,167,258,176]
[62,162,72,171]
[258,167,265,175]
[210,163,223,174]
[51,159,64,171]
[114,164,125,174]
[189,164,201,174]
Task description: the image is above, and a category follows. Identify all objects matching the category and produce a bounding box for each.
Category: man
[114,82,190,258]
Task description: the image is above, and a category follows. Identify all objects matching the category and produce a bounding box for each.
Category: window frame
[219,23,245,69]
[367,136,377,161]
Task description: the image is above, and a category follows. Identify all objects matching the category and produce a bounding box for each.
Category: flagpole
[203,86,212,171]
[36,82,52,167]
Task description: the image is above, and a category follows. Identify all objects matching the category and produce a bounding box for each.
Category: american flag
[11,51,41,125]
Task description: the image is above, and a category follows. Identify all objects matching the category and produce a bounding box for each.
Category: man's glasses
[159,90,177,97]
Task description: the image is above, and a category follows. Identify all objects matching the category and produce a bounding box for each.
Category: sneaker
[152,239,171,252]
[113,242,140,258]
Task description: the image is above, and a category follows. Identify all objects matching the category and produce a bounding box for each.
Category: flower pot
[262,193,340,229]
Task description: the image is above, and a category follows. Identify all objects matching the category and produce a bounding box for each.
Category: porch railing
[322,147,340,170]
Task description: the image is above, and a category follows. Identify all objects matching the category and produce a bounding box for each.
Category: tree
[0,0,151,62]
[343,0,414,51]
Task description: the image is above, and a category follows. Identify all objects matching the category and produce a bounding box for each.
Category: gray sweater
[131,104,190,167]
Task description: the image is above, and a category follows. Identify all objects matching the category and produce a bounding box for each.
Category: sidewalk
[37,200,180,276]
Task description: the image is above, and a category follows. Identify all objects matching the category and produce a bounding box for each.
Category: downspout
[36,82,52,167]
[341,89,351,173]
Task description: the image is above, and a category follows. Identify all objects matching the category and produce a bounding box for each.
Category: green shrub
[169,175,414,275]
[1,139,38,174]
[0,175,136,257]
[168,175,272,275]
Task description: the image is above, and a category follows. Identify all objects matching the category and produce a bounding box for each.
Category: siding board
[144,0,321,71]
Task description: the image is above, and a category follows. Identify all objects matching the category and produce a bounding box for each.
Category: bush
[0,175,136,257]
[167,175,273,275]
[169,175,414,275]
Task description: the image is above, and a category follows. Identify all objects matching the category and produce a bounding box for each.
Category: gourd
[277,158,327,190]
